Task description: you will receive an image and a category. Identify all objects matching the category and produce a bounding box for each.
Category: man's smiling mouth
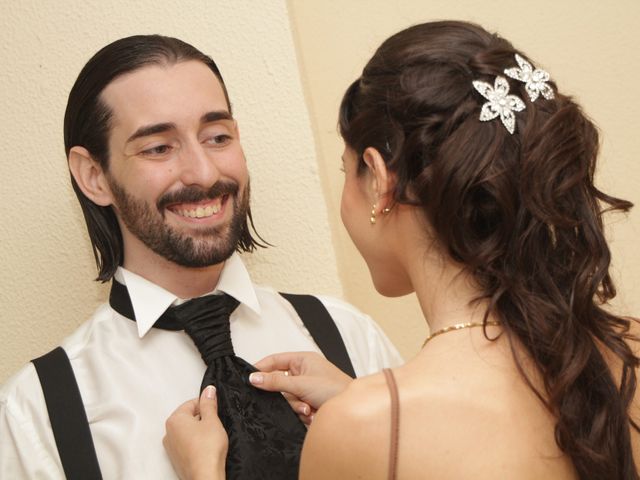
[168,195,228,219]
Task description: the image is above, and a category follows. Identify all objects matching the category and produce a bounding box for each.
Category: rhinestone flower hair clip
[472,54,554,134]
[504,54,555,102]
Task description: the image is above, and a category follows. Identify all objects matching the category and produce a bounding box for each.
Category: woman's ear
[68,146,114,207]
[362,147,395,211]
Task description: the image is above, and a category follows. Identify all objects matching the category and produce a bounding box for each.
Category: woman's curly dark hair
[339,20,638,479]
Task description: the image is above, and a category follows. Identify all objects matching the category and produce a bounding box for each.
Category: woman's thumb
[199,385,218,420]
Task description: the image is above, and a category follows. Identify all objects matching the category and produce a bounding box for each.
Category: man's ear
[68,146,114,207]
[362,147,395,210]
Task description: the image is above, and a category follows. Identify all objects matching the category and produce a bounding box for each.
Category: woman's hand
[163,386,227,480]
[250,352,353,424]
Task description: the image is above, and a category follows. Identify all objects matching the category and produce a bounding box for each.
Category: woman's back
[301,323,640,479]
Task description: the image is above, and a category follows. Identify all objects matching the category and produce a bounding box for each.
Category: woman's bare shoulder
[298,372,391,480]
[299,367,514,479]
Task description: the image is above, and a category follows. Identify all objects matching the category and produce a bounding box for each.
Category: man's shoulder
[0,360,43,419]
[253,285,388,336]
[0,351,65,476]
[58,302,119,357]
[1,302,114,407]
[253,285,403,371]
[253,284,371,321]
[313,294,372,319]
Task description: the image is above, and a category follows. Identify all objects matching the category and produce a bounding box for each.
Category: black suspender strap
[32,347,103,480]
[280,293,356,378]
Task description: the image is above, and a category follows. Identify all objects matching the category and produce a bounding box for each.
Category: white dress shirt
[0,254,403,479]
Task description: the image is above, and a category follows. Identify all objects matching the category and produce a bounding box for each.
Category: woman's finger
[282,392,312,417]
[249,370,299,395]
[254,352,305,373]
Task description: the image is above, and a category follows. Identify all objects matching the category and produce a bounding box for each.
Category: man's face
[100,60,249,269]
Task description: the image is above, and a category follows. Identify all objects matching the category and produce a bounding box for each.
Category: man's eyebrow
[126,123,176,143]
[125,111,232,144]
[201,110,233,124]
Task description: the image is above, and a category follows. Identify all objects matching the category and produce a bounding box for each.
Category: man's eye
[206,134,232,145]
[142,145,171,155]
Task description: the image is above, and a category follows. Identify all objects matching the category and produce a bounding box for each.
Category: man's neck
[122,249,225,299]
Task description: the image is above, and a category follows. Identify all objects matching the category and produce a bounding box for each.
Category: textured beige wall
[0,1,343,383]
[288,0,640,358]
[2,2,639,383]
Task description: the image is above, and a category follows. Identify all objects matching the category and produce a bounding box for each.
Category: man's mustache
[157,181,239,210]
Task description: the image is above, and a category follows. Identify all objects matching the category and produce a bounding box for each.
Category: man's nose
[179,143,220,187]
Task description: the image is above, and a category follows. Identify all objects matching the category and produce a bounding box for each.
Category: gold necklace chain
[422,320,501,347]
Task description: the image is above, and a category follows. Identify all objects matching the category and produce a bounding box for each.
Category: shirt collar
[114,253,261,338]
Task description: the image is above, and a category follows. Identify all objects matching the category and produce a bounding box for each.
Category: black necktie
[109,282,307,480]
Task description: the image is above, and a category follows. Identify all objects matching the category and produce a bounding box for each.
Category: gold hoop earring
[370,204,377,225]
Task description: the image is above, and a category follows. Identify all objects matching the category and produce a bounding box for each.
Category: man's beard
[107,177,250,268]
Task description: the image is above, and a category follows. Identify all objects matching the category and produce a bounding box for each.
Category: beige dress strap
[383,368,400,480]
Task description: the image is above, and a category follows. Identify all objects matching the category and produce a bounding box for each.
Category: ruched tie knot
[171,294,240,364]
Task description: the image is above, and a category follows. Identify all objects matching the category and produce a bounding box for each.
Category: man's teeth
[177,203,221,218]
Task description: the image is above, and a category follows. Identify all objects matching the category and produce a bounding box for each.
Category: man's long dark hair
[64,35,264,282]
[339,21,639,479]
